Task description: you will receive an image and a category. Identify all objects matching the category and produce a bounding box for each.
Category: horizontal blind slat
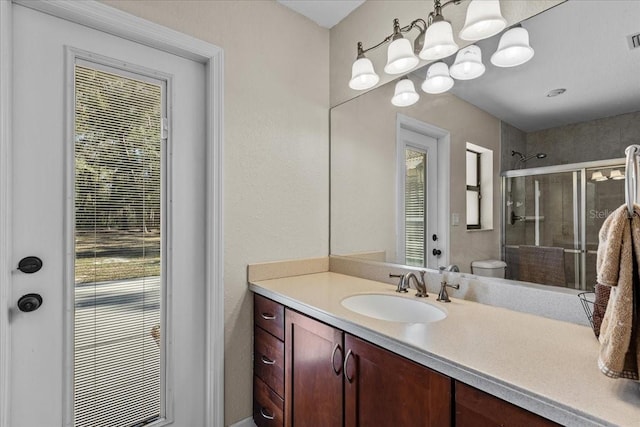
[74,64,163,427]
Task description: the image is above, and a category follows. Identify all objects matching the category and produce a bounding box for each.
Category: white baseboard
[228,416,256,427]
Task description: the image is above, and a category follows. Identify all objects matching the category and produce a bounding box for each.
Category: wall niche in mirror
[330,0,640,291]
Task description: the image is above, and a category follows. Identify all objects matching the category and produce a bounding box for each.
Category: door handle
[331,343,343,375]
[17,293,43,312]
[343,349,354,383]
[17,256,43,274]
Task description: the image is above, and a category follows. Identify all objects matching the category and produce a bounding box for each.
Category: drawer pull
[331,343,343,375]
[261,355,276,365]
[343,349,354,383]
[260,407,275,420]
[260,312,276,320]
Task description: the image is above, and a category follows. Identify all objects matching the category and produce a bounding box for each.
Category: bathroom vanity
[249,267,640,427]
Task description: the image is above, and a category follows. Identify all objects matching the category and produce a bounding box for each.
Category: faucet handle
[437,281,460,303]
[389,273,408,293]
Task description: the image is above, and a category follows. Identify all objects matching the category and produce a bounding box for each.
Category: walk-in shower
[502,158,626,290]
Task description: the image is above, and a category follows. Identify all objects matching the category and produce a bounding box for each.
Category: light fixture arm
[356,17,428,58]
[429,0,461,24]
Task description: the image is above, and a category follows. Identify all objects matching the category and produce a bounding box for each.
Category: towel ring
[624,144,640,218]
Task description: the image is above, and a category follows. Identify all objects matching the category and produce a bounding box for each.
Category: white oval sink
[341,294,447,323]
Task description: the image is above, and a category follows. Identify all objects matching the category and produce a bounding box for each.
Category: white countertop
[250,272,640,427]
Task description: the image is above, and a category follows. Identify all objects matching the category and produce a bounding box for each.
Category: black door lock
[432,248,442,257]
[18,256,43,274]
[17,293,43,312]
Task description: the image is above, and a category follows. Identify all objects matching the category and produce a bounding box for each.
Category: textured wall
[101,1,329,424]
[501,111,640,169]
[526,111,640,166]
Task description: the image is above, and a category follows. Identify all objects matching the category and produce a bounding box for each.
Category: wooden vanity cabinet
[344,334,452,427]
[454,382,560,427]
[254,294,286,427]
[254,293,558,427]
[285,308,451,427]
[285,309,344,426]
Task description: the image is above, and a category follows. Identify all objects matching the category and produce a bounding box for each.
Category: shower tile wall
[501,111,636,289]
[501,110,640,171]
[501,122,526,171]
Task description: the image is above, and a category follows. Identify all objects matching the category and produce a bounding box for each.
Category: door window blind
[74,64,164,427]
[405,148,427,267]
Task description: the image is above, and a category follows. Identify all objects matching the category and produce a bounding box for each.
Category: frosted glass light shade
[349,57,380,90]
[449,45,486,80]
[391,79,420,107]
[421,62,454,94]
[419,20,459,60]
[384,38,419,75]
[459,0,507,41]
[610,169,625,180]
[591,171,608,181]
[491,27,535,67]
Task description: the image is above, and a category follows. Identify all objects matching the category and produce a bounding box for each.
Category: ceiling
[429,0,640,132]
[277,0,364,29]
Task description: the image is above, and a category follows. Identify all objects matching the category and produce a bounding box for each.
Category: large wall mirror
[330,0,640,291]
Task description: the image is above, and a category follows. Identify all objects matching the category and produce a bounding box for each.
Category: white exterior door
[8,4,209,426]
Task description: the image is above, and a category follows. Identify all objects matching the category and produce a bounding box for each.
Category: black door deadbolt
[432,248,442,256]
[18,256,43,274]
[17,293,43,312]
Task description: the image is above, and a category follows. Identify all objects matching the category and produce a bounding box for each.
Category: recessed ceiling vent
[628,32,640,50]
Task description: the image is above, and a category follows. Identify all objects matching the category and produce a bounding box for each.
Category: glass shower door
[504,171,579,288]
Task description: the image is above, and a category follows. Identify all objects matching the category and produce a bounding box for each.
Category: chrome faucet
[389,273,408,293]
[405,271,428,297]
[437,264,460,303]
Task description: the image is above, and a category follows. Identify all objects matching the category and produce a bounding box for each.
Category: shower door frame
[501,157,625,290]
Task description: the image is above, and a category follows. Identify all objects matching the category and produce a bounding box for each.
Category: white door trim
[396,114,450,268]
[0,1,225,426]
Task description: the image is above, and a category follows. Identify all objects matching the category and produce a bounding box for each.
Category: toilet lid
[471,260,507,268]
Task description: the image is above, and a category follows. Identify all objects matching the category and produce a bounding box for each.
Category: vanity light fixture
[421,62,455,94]
[449,45,486,80]
[419,1,459,60]
[349,42,380,90]
[591,171,608,182]
[491,26,535,67]
[391,77,420,107]
[459,0,507,41]
[347,0,526,106]
[610,169,625,180]
[384,20,421,75]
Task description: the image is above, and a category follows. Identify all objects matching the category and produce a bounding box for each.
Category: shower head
[512,150,547,163]
[522,152,547,162]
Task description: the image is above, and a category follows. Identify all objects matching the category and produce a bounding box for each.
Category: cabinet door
[455,382,560,427]
[344,334,451,427]
[285,310,344,427]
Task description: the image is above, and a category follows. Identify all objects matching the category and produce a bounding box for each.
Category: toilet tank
[471,260,507,278]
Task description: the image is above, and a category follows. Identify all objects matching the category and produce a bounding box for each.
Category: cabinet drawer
[254,294,285,340]
[254,376,284,427]
[455,382,560,427]
[254,325,284,397]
